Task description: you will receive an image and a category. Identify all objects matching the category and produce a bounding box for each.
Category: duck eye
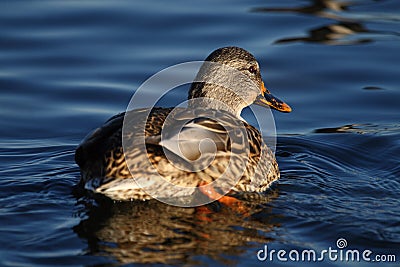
[248,65,257,74]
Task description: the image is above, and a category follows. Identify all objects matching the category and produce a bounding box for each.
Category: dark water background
[1,0,399,266]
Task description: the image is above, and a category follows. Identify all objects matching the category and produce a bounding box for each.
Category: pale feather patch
[159,120,227,161]
[96,177,156,193]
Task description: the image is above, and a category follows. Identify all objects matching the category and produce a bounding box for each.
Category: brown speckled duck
[75,46,291,204]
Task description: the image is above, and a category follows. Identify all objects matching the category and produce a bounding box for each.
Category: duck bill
[254,82,292,112]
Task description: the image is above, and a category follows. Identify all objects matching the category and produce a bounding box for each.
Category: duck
[75,46,291,205]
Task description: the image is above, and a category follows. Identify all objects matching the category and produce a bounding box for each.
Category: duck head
[188,46,291,117]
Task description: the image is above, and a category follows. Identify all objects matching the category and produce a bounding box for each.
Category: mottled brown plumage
[75,46,291,201]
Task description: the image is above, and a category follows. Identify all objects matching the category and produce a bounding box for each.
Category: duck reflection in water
[73,191,280,265]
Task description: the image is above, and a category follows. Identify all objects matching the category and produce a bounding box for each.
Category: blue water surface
[0,0,399,266]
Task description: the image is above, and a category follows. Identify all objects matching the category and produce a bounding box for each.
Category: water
[1,0,399,266]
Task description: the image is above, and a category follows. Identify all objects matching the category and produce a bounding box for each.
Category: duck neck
[188,82,246,118]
